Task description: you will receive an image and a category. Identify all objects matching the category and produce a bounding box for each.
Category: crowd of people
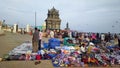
[32,28,120,52]
[45,29,120,47]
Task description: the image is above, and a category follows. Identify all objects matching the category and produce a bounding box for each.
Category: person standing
[50,30,54,38]
[32,27,39,52]
[38,29,42,50]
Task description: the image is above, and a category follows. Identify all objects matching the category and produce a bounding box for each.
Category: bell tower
[45,7,61,31]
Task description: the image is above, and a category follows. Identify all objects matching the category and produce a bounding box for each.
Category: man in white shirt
[101,33,105,41]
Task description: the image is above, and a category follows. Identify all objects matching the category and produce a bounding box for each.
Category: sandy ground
[0,32,53,68]
[0,32,32,57]
[0,32,120,68]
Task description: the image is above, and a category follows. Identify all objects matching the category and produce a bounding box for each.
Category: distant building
[13,24,18,33]
[45,7,61,31]
[0,21,2,26]
[65,22,70,30]
[26,24,30,33]
[0,21,2,30]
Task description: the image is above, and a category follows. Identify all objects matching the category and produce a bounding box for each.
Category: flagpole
[35,12,36,27]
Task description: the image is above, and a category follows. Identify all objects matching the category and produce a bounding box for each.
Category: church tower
[45,7,61,31]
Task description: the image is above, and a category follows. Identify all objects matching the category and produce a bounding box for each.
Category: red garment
[36,54,41,60]
[81,58,88,64]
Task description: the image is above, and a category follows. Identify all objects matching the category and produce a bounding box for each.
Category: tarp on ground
[9,41,32,55]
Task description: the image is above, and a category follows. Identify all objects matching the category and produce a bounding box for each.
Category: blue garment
[48,38,60,49]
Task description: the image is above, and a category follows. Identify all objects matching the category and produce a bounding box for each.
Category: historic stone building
[45,7,61,31]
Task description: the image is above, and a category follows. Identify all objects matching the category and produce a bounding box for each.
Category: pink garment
[92,33,96,40]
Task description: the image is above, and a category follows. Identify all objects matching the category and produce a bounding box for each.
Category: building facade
[45,7,61,31]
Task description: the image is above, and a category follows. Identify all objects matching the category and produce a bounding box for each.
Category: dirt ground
[0,32,120,68]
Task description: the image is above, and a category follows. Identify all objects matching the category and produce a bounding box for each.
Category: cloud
[0,0,120,33]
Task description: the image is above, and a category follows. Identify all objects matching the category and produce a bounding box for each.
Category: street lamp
[116,20,120,33]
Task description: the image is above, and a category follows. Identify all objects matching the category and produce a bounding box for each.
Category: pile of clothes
[52,46,120,67]
[2,38,120,67]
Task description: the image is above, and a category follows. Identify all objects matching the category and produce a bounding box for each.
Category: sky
[0,0,120,33]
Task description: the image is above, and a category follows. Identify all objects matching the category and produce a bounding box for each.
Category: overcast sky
[0,0,120,33]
